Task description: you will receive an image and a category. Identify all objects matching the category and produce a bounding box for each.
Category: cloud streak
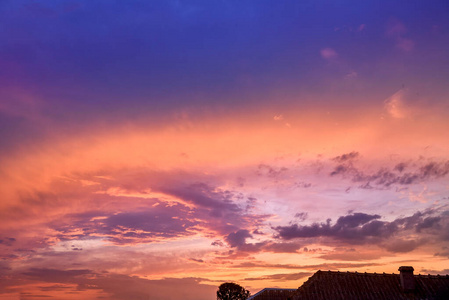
[17,268,217,300]
[274,208,448,253]
[329,152,449,188]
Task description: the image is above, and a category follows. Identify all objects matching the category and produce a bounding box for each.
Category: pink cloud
[357,24,366,32]
[386,18,414,52]
[320,48,338,60]
[396,38,415,52]
[386,19,407,37]
[384,88,413,118]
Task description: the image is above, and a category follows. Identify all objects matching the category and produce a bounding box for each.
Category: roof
[248,288,296,300]
[292,270,449,300]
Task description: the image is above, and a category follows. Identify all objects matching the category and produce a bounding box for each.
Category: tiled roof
[292,270,449,300]
[248,288,296,300]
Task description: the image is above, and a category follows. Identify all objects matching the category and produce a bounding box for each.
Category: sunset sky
[1,1,449,299]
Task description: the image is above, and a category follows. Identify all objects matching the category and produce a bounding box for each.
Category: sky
[1,0,449,299]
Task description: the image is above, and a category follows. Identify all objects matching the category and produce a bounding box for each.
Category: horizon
[1,1,449,299]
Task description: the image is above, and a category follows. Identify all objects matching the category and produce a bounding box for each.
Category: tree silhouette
[217,282,250,300]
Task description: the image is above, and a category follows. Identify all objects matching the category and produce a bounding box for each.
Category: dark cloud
[394,162,408,172]
[50,202,199,244]
[434,248,449,258]
[294,182,312,188]
[211,240,224,247]
[224,230,304,254]
[0,237,16,246]
[156,181,273,239]
[225,230,252,248]
[416,217,441,232]
[246,197,258,211]
[12,171,269,249]
[41,173,271,246]
[393,210,444,232]
[252,229,264,235]
[23,268,93,282]
[332,152,359,163]
[420,162,449,178]
[382,238,425,253]
[330,164,352,176]
[19,292,52,298]
[358,182,373,189]
[256,164,288,178]
[336,213,381,228]
[157,181,262,235]
[420,268,449,275]
[104,208,198,244]
[294,212,308,221]
[330,156,449,188]
[161,182,241,213]
[274,209,446,251]
[274,213,384,242]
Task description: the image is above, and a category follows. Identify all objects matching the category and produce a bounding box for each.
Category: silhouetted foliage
[217,282,250,300]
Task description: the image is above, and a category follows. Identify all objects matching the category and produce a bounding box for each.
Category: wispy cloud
[245,272,312,281]
[330,155,449,188]
[320,48,338,60]
[386,18,415,52]
[384,89,409,118]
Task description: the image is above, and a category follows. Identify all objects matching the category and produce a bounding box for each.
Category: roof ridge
[248,287,297,300]
[316,270,398,276]
[315,270,449,277]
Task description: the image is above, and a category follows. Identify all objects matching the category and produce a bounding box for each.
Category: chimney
[399,266,415,292]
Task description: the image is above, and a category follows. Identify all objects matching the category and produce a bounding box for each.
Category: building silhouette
[250,266,449,300]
